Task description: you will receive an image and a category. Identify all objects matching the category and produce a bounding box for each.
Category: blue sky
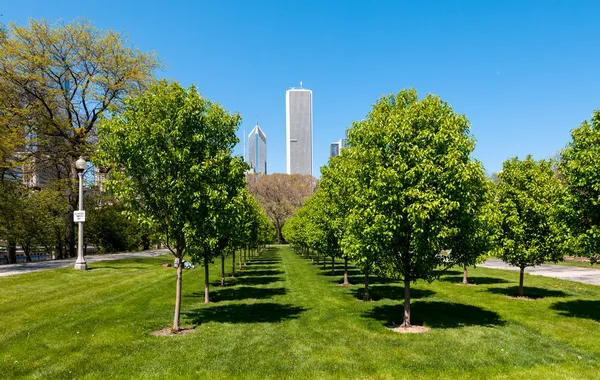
[3,0,599,175]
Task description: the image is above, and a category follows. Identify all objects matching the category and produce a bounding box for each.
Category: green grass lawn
[1,246,600,379]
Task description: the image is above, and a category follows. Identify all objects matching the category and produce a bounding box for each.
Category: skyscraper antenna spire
[300,81,303,89]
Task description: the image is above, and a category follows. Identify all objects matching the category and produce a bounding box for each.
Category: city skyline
[5,1,600,177]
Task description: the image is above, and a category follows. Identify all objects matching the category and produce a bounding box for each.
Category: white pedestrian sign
[73,210,86,222]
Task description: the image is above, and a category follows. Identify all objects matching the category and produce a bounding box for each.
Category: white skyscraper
[286,86,312,175]
[248,123,267,174]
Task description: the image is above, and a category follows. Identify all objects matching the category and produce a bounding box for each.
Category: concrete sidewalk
[0,249,170,277]
[480,258,600,286]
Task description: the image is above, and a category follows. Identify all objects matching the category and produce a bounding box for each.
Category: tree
[0,18,160,257]
[447,165,499,284]
[96,80,242,332]
[560,110,600,263]
[17,186,66,262]
[496,156,567,296]
[341,89,484,327]
[247,173,316,243]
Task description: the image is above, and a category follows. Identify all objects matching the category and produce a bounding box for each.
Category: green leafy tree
[341,89,483,327]
[496,156,567,296]
[560,110,600,263]
[96,80,241,331]
[447,166,500,284]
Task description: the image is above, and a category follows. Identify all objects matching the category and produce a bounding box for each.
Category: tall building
[329,138,347,158]
[286,86,312,175]
[248,123,267,174]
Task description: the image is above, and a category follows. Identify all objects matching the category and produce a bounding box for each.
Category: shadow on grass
[433,269,463,277]
[235,276,282,286]
[440,276,509,285]
[242,270,284,277]
[249,259,280,264]
[365,301,505,328]
[340,275,397,285]
[487,286,569,298]
[189,286,286,302]
[351,286,435,301]
[241,265,276,270]
[319,269,362,277]
[185,302,306,324]
[551,300,600,321]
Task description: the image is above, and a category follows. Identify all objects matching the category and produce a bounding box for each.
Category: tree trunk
[243,247,247,268]
[276,223,282,244]
[7,238,17,264]
[519,266,525,297]
[316,254,319,265]
[173,253,183,332]
[343,256,350,286]
[238,249,242,271]
[232,250,236,277]
[331,256,335,274]
[463,265,468,285]
[204,256,210,304]
[24,247,32,263]
[363,269,370,301]
[220,253,225,287]
[402,277,411,327]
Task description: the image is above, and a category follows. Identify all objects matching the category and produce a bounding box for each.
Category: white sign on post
[73,210,86,222]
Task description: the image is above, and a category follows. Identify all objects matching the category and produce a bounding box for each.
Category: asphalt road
[480,259,600,286]
[0,249,171,277]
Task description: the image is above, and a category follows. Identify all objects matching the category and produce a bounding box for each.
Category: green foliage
[560,110,600,261]
[0,181,65,261]
[496,156,567,269]
[341,90,481,281]
[97,80,242,256]
[447,164,500,270]
[84,195,153,253]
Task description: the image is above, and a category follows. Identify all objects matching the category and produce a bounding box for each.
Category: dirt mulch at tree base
[336,283,353,287]
[151,327,195,336]
[389,325,430,334]
[505,295,542,300]
[454,283,478,286]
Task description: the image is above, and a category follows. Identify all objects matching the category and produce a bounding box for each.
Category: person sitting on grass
[174,257,195,269]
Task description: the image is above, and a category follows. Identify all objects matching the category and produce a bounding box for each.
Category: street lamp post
[74,157,87,270]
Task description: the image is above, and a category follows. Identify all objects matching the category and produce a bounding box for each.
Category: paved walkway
[480,258,600,286]
[0,249,170,277]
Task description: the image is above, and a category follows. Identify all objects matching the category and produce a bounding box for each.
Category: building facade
[329,138,347,158]
[248,123,267,174]
[286,88,312,175]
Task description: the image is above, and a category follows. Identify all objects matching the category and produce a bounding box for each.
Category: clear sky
[2,0,599,176]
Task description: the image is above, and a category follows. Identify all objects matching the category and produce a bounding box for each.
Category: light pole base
[74,262,88,271]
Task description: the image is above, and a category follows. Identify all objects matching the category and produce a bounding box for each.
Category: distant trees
[247,173,316,243]
[495,156,567,296]
[0,182,65,263]
[97,80,244,332]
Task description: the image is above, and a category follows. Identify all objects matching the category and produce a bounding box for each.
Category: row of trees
[96,80,275,332]
[284,89,598,329]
